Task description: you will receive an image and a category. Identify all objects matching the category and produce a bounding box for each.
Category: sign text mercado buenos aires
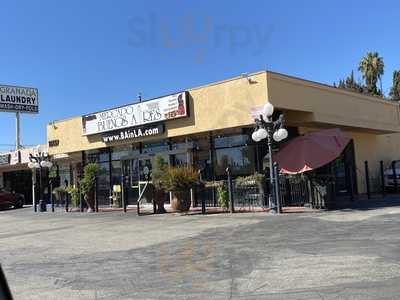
[0,85,39,113]
[82,91,188,136]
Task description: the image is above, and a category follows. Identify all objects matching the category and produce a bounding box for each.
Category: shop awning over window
[273,128,351,174]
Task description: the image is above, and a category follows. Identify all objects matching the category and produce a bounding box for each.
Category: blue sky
[0,0,399,150]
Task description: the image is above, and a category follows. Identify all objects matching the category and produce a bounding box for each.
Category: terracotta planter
[171,190,191,212]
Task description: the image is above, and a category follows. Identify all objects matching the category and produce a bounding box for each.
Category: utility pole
[16,112,21,150]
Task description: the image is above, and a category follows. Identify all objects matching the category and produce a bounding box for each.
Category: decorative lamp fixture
[252,101,288,213]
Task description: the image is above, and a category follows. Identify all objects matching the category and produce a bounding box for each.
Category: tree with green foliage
[80,163,99,212]
[358,52,384,96]
[152,154,168,213]
[216,185,229,210]
[336,71,363,93]
[389,70,400,101]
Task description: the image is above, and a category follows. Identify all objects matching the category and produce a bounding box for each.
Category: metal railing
[278,174,336,209]
[195,179,266,211]
[231,179,265,209]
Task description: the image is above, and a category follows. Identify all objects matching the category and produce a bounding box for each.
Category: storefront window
[192,135,213,180]
[111,145,139,161]
[142,141,169,154]
[86,148,109,163]
[111,161,122,186]
[58,164,71,187]
[171,153,187,166]
[97,162,110,206]
[214,134,250,149]
[170,137,189,150]
[214,146,256,178]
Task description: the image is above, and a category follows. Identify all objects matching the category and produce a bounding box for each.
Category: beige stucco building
[43,70,400,207]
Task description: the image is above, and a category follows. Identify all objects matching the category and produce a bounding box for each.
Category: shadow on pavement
[332,194,400,212]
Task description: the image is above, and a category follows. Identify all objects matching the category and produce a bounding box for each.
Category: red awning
[273,128,351,174]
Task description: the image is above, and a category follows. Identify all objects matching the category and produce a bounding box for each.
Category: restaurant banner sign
[10,151,21,165]
[0,84,39,113]
[82,91,188,136]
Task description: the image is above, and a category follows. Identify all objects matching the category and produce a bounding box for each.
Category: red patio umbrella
[273,128,351,174]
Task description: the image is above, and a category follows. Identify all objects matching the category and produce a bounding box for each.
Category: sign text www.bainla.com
[81,91,188,136]
[102,124,165,143]
[0,85,39,113]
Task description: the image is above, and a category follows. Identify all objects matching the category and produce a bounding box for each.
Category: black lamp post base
[38,200,47,212]
[268,207,278,214]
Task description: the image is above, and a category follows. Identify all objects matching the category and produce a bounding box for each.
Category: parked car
[384,160,400,189]
[0,188,24,209]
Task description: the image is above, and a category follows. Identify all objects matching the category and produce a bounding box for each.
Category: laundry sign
[82,91,188,136]
[0,84,39,113]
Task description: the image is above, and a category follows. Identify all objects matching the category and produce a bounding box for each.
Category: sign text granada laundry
[82,92,188,135]
[0,85,39,113]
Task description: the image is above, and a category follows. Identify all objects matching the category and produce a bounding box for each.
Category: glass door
[121,153,173,206]
[122,159,140,205]
[121,157,154,205]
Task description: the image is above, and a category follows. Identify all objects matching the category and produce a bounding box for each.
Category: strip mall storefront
[47,71,400,207]
[0,145,49,204]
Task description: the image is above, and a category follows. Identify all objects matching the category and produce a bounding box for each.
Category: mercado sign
[0,84,39,113]
[102,123,165,143]
[82,91,188,136]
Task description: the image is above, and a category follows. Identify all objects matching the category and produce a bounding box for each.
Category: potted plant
[162,166,199,212]
[52,186,67,205]
[80,163,99,212]
[217,184,229,211]
[66,186,80,209]
[151,155,168,213]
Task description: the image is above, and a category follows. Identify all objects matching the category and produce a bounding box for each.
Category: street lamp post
[252,102,288,213]
[28,146,53,212]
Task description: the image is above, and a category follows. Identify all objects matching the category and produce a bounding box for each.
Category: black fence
[195,174,336,211]
[231,179,266,209]
[279,175,335,209]
[195,179,266,210]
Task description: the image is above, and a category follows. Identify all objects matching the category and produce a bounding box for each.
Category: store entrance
[121,153,171,205]
[121,157,152,206]
[120,151,187,206]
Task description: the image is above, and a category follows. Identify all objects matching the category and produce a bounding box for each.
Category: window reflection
[142,141,169,154]
[171,153,187,166]
[214,134,249,149]
[215,146,256,178]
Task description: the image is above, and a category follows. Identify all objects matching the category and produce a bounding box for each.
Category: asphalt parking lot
[1,201,400,300]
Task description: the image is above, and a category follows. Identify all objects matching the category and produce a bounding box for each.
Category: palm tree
[390,70,400,101]
[358,52,384,95]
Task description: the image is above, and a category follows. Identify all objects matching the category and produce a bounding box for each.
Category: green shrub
[162,166,199,192]
[152,154,167,191]
[53,186,67,202]
[80,163,99,198]
[52,186,67,195]
[236,172,265,187]
[66,186,80,207]
[217,185,229,209]
[48,169,57,179]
